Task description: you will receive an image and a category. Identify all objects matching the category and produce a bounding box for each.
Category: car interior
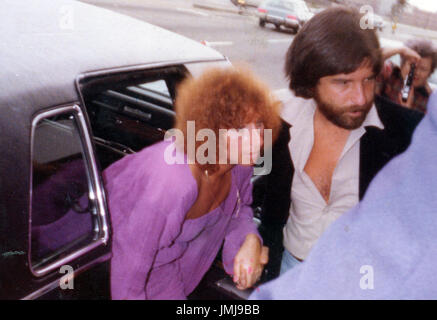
[79,66,186,170]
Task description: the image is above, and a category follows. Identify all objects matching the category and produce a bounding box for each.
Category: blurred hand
[401,47,421,65]
[233,234,269,290]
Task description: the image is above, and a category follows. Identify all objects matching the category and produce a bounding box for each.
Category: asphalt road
[80,0,294,91]
[80,0,437,92]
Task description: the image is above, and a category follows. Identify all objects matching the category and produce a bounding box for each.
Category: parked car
[257,0,313,33]
[0,0,260,300]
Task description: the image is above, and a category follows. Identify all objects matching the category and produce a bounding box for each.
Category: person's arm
[221,167,268,290]
[232,233,268,290]
[110,203,166,300]
[106,157,188,300]
[381,46,421,63]
[379,47,421,107]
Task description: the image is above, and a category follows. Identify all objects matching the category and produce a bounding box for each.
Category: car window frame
[28,104,110,278]
[76,65,190,161]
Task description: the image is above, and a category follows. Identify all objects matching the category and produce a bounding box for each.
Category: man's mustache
[345,102,373,113]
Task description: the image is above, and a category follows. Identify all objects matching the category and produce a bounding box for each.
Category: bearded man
[258,6,424,280]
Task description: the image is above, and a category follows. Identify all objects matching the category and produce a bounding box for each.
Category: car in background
[1,0,257,300]
[257,0,313,33]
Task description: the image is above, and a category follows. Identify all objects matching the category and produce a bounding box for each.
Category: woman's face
[413,57,433,88]
[225,121,265,166]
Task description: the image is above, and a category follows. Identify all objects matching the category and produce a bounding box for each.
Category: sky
[409,0,437,12]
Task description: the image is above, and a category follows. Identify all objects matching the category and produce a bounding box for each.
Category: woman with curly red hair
[105,67,281,299]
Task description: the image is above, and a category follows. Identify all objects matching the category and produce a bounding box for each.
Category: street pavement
[80,0,437,92]
[192,0,241,14]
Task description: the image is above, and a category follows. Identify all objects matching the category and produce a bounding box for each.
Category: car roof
[0,0,225,113]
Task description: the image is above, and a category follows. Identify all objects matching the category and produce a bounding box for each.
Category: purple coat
[103,140,260,299]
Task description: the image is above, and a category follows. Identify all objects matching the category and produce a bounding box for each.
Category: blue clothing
[250,93,437,299]
[280,249,301,275]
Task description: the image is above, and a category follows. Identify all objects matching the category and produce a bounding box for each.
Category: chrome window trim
[22,252,112,300]
[28,104,109,278]
[75,58,226,83]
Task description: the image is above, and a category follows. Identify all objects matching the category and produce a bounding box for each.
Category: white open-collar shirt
[281,94,384,260]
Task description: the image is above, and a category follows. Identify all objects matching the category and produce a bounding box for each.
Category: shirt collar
[284,98,384,172]
[362,103,384,130]
[281,95,316,130]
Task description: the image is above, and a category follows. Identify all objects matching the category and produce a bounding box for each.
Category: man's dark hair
[284,6,382,99]
[403,39,437,74]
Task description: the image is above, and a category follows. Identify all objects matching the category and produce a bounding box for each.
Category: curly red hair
[174,66,281,172]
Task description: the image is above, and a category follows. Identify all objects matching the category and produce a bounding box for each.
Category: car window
[132,80,172,103]
[30,111,100,273]
[269,0,296,11]
[81,67,186,169]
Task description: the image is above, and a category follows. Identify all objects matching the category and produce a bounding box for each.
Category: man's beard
[314,94,373,130]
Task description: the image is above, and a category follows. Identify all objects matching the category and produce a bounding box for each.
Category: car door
[0,103,112,300]
[0,64,195,299]
[30,105,113,300]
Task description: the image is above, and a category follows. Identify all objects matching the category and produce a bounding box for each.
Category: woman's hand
[233,234,269,290]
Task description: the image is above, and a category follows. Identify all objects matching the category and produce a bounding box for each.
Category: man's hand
[233,234,268,290]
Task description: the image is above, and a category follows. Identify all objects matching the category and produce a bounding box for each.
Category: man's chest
[291,136,361,204]
[304,155,339,202]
